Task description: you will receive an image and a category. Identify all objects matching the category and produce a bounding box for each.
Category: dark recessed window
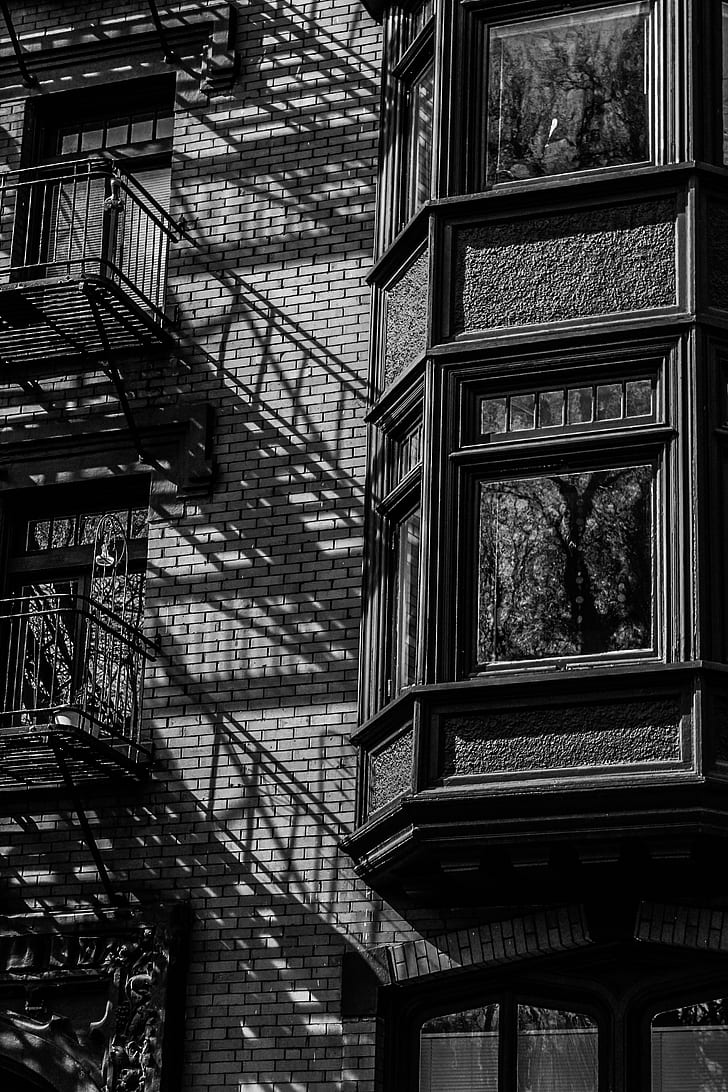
[419,1000,598,1091]
[486,2,651,185]
[651,998,728,1091]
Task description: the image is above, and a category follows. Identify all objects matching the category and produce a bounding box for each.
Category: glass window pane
[538,390,564,428]
[155,110,174,141]
[411,0,434,40]
[80,126,104,152]
[130,507,149,540]
[60,130,80,156]
[625,378,653,418]
[26,519,51,552]
[482,397,507,436]
[421,1005,499,1092]
[510,393,536,432]
[50,517,76,548]
[518,1005,598,1092]
[131,117,154,143]
[477,466,654,662]
[568,388,593,424]
[393,508,421,692]
[487,3,650,185]
[404,61,435,222]
[106,120,130,147]
[596,383,623,421]
[652,999,728,1092]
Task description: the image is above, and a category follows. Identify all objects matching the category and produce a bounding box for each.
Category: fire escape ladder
[0,0,38,87]
[50,735,127,909]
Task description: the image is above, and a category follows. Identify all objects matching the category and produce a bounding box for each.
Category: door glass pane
[517,1005,598,1092]
[477,466,654,662]
[420,1005,499,1092]
[487,2,650,185]
[652,999,728,1092]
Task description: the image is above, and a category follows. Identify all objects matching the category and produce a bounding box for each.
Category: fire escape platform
[0,273,174,370]
[0,720,152,792]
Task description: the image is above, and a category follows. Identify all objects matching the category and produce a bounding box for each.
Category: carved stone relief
[0,908,186,1092]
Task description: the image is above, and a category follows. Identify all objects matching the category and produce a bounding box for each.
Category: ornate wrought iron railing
[0,593,154,754]
[0,157,183,324]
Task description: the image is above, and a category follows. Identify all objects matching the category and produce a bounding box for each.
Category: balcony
[0,593,154,791]
[0,158,181,370]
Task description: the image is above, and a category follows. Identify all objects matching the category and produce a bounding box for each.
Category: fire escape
[0,157,182,796]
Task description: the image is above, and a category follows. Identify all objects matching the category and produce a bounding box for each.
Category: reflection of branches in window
[479,468,652,662]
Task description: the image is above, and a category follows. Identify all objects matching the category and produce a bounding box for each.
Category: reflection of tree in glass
[477,467,653,663]
[518,1006,598,1092]
[487,7,648,184]
[653,999,728,1091]
[423,1005,500,1034]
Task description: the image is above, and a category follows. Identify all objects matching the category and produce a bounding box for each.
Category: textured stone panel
[453,199,676,334]
[368,726,414,813]
[384,249,429,386]
[442,698,683,778]
[707,201,728,311]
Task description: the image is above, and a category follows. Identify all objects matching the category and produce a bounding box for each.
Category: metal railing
[0,157,182,321]
[0,593,154,752]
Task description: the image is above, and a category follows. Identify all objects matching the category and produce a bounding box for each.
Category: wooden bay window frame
[449,356,674,680]
[456,0,685,196]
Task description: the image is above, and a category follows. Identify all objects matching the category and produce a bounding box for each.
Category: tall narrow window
[722,4,728,162]
[420,1005,499,1092]
[388,1,436,236]
[651,998,728,1091]
[375,414,423,706]
[486,3,651,185]
[517,1005,598,1091]
[392,505,421,691]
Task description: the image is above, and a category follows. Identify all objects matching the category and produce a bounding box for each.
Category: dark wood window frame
[456,0,685,196]
[379,0,437,249]
[449,350,674,680]
[382,947,728,1092]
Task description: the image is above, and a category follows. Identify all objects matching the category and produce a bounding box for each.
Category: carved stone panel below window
[384,249,429,387]
[368,725,414,814]
[452,199,676,335]
[441,698,684,779]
